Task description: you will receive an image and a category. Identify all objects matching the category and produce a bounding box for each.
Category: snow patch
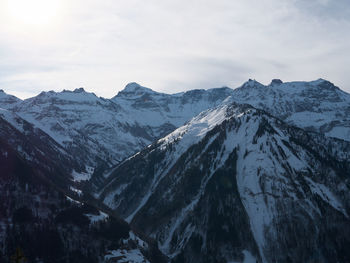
[71,166,94,182]
[69,186,82,196]
[305,177,348,218]
[85,211,109,224]
[105,249,149,263]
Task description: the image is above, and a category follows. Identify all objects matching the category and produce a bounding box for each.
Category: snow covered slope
[231,79,350,141]
[2,78,349,172]
[99,102,350,263]
[0,108,82,186]
[112,82,234,128]
[12,88,123,167]
[9,84,233,170]
[1,78,350,262]
[0,89,21,109]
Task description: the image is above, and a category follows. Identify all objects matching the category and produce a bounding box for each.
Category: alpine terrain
[0,78,349,262]
[99,101,350,263]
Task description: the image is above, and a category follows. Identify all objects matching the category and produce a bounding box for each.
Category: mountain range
[0,79,349,262]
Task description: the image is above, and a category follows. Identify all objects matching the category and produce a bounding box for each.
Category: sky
[0,0,349,99]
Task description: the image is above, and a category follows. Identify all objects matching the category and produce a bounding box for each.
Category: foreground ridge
[100,102,350,262]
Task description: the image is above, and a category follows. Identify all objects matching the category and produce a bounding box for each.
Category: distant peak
[123,82,152,92]
[73,87,86,93]
[38,90,55,97]
[310,79,339,91]
[125,82,141,89]
[0,89,4,93]
[114,82,158,99]
[315,78,327,83]
[270,79,283,86]
[240,79,264,89]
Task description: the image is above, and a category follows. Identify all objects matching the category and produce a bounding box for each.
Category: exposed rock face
[99,103,350,263]
[270,79,283,85]
[231,79,350,141]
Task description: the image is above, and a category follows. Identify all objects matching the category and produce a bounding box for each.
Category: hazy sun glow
[7,0,60,27]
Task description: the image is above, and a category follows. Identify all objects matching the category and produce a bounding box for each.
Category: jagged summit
[230,78,350,141]
[0,77,349,262]
[28,88,100,104]
[73,87,86,93]
[270,79,283,86]
[239,79,265,89]
[99,99,350,262]
[1,78,349,171]
[116,82,158,97]
[37,90,56,96]
[238,78,338,90]
[0,89,22,109]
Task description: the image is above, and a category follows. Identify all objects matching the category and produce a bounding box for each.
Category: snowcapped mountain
[0,89,21,109]
[1,78,350,262]
[230,79,350,141]
[112,82,233,128]
[8,84,233,170]
[11,88,123,167]
[99,102,350,263]
[2,78,349,174]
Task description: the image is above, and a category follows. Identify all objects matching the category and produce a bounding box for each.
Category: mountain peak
[308,78,340,91]
[124,82,142,91]
[73,87,86,93]
[123,82,154,93]
[114,82,158,99]
[270,79,283,86]
[240,79,264,89]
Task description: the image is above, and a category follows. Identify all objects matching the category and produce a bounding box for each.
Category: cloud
[294,0,350,19]
[0,0,349,98]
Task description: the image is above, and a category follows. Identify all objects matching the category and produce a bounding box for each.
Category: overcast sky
[0,0,349,99]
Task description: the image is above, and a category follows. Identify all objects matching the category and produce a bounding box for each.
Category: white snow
[2,78,348,173]
[85,211,109,224]
[71,166,94,182]
[65,196,82,205]
[69,186,82,196]
[7,83,232,166]
[105,249,149,263]
[100,92,350,262]
[160,105,229,147]
[242,250,257,263]
[125,104,234,223]
[156,108,262,256]
[232,79,350,142]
